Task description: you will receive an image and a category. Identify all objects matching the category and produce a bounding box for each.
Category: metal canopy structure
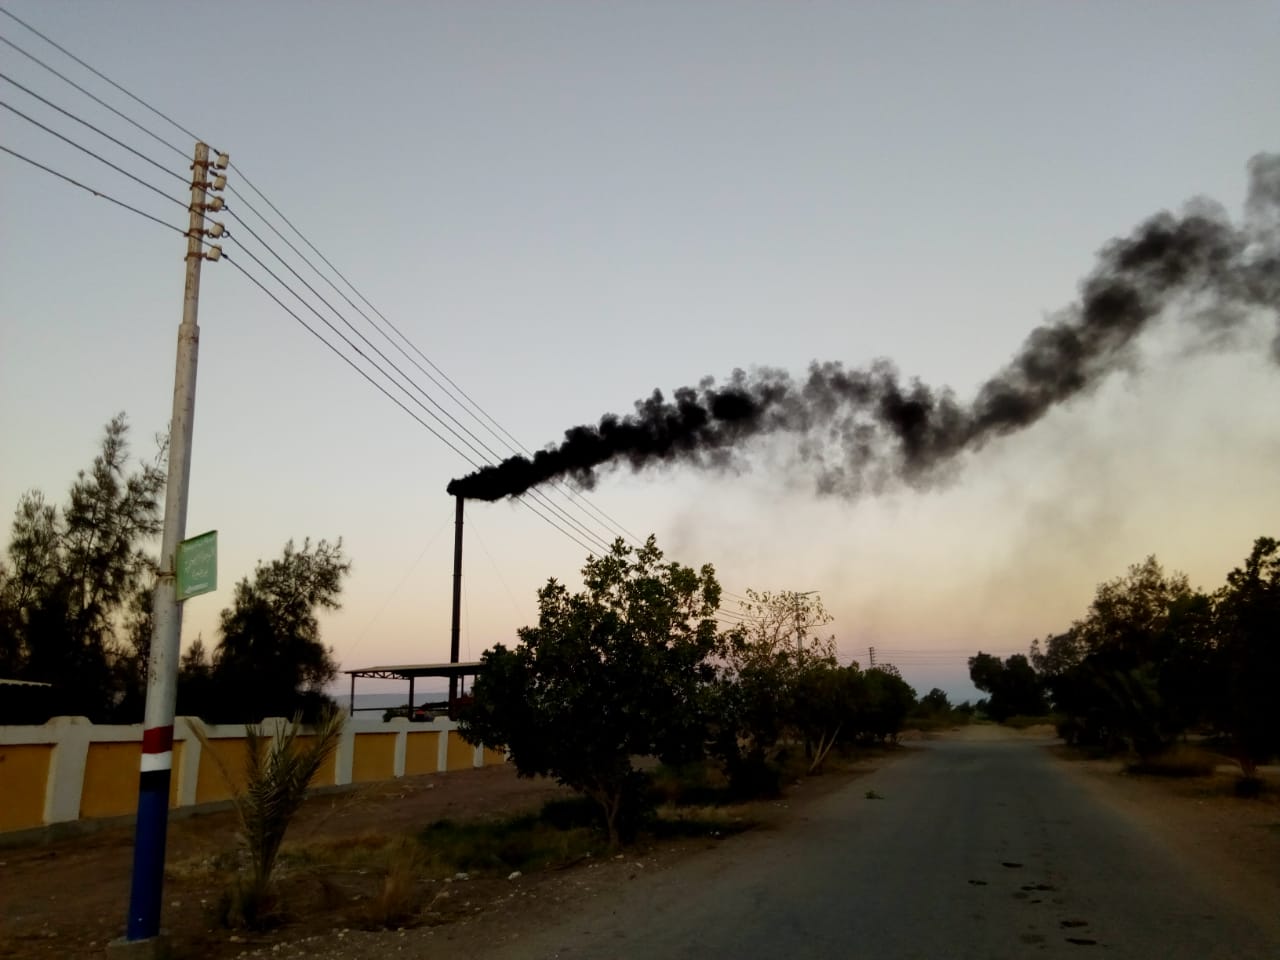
[343,661,484,719]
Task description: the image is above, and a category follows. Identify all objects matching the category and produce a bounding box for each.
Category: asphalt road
[488,738,1278,960]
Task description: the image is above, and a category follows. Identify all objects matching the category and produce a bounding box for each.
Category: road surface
[488,738,1278,959]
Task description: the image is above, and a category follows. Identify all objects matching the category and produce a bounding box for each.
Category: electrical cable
[221,253,599,557]
[224,209,498,465]
[0,21,729,622]
[222,209,612,554]
[0,31,189,161]
[1,99,187,210]
[3,9,633,559]
[222,253,483,469]
[223,182,627,551]
[0,5,202,144]
[0,72,187,184]
[221,205,613,552]
[0,9,692,572]
[0,142,184,235]
[225,242,495,468]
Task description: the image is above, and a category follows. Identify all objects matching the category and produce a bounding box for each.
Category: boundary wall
[0,715,506,835]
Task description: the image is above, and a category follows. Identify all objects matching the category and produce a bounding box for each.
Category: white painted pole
[122,140,214,945]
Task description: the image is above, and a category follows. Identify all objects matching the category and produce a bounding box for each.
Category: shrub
[1125,746,1217,778]
[193,709,344,929]
[358,839,426,929]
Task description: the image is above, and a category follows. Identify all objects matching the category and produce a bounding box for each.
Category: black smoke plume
[448,154,1280,502]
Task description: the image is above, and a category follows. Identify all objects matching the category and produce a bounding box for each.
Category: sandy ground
[0,764,575,959]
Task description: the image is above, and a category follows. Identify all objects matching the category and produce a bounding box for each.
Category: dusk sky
[2,2,1278,702]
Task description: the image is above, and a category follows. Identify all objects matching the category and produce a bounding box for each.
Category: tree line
[460,536,918,846]
[0,415,349,725]
[969,542,1280,786]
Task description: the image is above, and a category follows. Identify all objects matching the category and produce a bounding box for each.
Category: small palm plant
[193,709,345,927]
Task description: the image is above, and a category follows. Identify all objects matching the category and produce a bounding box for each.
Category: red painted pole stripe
[141,725,174,754]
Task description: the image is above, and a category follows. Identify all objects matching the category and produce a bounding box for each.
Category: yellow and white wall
[0,715,506,835]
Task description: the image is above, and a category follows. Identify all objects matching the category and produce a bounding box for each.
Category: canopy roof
[343,661,484,681]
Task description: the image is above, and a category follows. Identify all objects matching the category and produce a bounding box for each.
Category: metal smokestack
[449,495,463,704]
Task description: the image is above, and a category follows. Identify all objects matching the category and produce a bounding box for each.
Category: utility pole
[792,590,817,652]
[869,645,877,668]
[118,141,226,953]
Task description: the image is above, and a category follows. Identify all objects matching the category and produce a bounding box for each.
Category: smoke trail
[448,154,1280,502]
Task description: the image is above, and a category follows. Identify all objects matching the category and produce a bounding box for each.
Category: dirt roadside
[1048,745,1280,940]
[0,754,891,960]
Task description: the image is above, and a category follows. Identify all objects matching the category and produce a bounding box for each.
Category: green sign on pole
[176,530,217,601]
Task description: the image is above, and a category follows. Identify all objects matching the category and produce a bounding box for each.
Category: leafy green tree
[210,539,349,723]
[920,688,951,713]
[859,664,917,741]
[0,414,164,720]
[1213,536,1280,781]
[708,588,836,793]
[791,659,857,772]
[460,536,728,847]
[1035,556,1214,755]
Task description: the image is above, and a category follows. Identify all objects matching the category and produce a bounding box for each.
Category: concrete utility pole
[869,646,877,667]
[118,141,226,953]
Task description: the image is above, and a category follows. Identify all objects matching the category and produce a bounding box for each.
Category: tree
[0,414,165,720]
[790,660,858,772]
[460,536,729,846]
[968,652,1047,722]
[920,688,952,713]
[176,635,218,720]
[707,588,837,793]
[1213,536,1280,782]
[210,538,349,723]
[1035,556,1214,755]
[859,665,917,742]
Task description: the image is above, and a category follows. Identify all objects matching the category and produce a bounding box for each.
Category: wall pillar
[42,716,92,824]
[436,720,449,773]
[173,717,201,808]
[392,722,407,778]
[333,718,355,787]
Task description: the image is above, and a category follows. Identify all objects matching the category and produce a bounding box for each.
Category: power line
[0,31,189,161]
[2,9,643,562]
[215,197,619,553]
[223,214,611,556]
[3,7,634,558]
[223,208,496,462]
[0,142,185,235]
[0,71,187,184]
[0,6,203,145]
[0,16,721,624]
[221,253,600,558]
[224,177,631,550]
[225,243,487,467]
[1,99,187,210]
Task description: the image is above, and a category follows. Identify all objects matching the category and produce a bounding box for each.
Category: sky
[2,2,1278,703]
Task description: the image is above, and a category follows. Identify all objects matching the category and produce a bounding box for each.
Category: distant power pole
[792,590,817,652]
[120,141,226,950]
[869,646,877,667]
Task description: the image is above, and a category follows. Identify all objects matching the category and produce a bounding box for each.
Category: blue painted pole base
[125,768,172,941]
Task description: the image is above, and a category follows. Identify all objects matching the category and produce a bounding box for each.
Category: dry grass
[1126,744,1223,778]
